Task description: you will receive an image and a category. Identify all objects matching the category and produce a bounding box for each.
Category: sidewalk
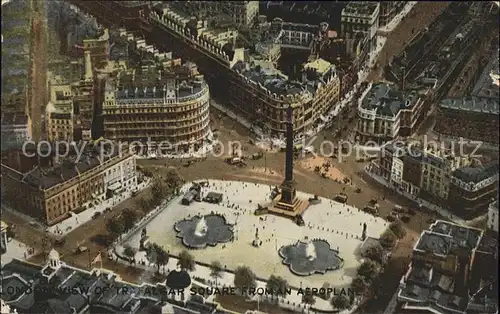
[46,178,151,237]
[364,166,466,225]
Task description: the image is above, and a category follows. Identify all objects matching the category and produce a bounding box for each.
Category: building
[1,250,237,314]
[341,2,379,53]
[375,144,498,215]
[1,221,7,255]
[436,51,499,144]
[170,1,259,27]
[487,199,498,233]
[420,148,470,203]
[0,144,137,226]
[103,57,210,149]
[396,220,498,314]
[356,83,427,144]
[378,2,405,27]
[448,160,499,214]
[1,113,30,150]
[147,4,340,137]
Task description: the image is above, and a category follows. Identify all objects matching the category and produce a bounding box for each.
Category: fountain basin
[174,214,234,249]
[279,239,344,276]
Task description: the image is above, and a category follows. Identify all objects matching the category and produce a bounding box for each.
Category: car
[104,207,112,213]
[92,212,102,219]
[54,237,66,246]
[401,215,411,223]
[386,215,396,222]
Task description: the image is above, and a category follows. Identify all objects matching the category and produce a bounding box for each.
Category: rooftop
[1,257,236,314]
[414,220,482,255]
[472,50,499,99]
[2,143,124,190]
[399,219,497,314]
[452,160,499,184]
[361,83,420,117]
[440,96,499,114]
[1,112,28,126]
[115,61,207,101]
[341,2,379,17]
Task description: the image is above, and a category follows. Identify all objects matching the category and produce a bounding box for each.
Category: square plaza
[124,180,388,289]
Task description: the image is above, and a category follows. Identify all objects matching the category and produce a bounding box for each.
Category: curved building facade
[102,60,210,149]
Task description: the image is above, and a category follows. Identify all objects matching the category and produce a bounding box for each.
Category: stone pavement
[364,166,467,225]
[1,238,35,264]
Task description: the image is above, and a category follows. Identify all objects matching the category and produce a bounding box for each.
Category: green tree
[331,294,352,310]
[177,250,196,271]
[151,175,168,202]
[389,221,407,239]
[357,260,380,282]
[266,275,289,302]
[106,218,125,239]
[209,261,223,286]
[165,167,183,189]
[351,275,368,295]
[123,245,136,264]
[364,245,384,264]
[122,208,138,231]
[234,266,257,293]
[301,291,316,307]
[154,245,169,273]
[380,229,397,249]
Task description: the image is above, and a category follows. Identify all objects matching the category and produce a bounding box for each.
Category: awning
[108,182,122,191]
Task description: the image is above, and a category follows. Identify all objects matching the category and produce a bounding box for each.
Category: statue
[362,223,367,241]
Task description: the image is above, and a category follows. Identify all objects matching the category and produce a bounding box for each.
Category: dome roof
[165,270,191,290]
[48,249,60,260]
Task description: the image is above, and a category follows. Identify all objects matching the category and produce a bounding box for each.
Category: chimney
[84,51,93,81]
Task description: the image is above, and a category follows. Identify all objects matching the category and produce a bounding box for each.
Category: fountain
[305,241,317,261]
[279,239,344,276]
[194,217,208,237]
[174,214,234,249]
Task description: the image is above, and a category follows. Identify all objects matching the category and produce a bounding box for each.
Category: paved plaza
[124,180,388,289]
[1,239,34,265]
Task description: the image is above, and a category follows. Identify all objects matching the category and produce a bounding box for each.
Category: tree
[123,245,136,264]
[364,245,384,264]
[234,266,257,293]
[266,275,289,301]
[177,250,196,271]
[165,167,183,189]
[357,260,380,283]
[301,291,316,307]
[380,229,397,249]
[122,208,138,231]
[389,221,407,239]
[331,294,352,310]
[106,218,125,239]
[351,275,368,295]
[137,197,152,213]
[151,175,169,202]
[154,245,169,273]
[209,261,223,286]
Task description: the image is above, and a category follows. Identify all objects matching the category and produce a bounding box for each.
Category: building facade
[146,5,340,137]
[1,113,30,148]
[0,221,7,255]
[341,2,379,53]
[378,2,405,27]
[357,83,426,144]
[0,145,137,226]
[103,58,211,149]
[448,161,499,213]
[487,199,498,233]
